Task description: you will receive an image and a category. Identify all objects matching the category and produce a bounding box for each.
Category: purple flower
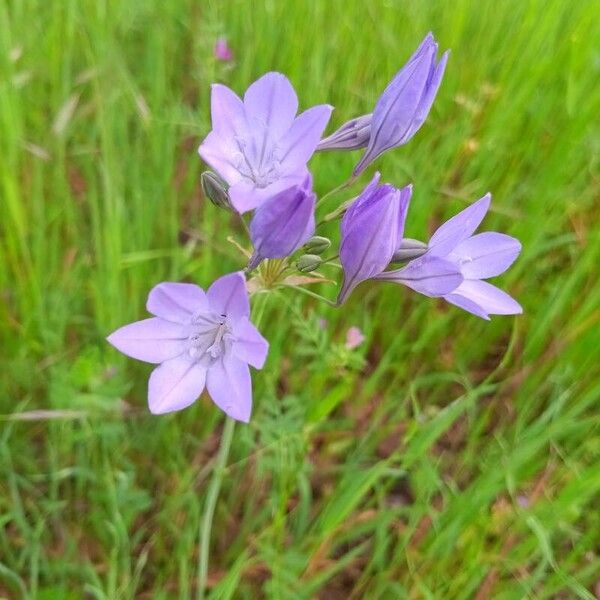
[380,194,522,319]
[338,173,412,304]
[353,33,449,176]
[248,176,315,269]
[214,37,233,62]
[198,72,333,214]
[106,273,268,422]
[345,326,365,349]
[317,114,372,152]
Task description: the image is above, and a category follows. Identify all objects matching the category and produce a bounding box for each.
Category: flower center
[233,130,282,189]
[187,313,233,363]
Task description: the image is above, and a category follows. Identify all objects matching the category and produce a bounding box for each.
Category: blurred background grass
[1,0,599,598]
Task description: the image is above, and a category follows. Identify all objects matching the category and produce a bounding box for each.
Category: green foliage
[1,0,599,598]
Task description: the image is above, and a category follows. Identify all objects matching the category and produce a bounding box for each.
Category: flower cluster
[108,33,522,422]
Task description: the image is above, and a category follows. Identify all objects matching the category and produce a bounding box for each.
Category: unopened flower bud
[296,254,322,273]
[353,33,449,176]
[304,235,331,255]
[337,173,412,304]
[201,171,232,211]
[248,177,315,270]
[391,238,428,263]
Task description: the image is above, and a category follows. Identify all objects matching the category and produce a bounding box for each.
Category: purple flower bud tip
[338,173,412,304]
[214,37,233,62]
[353,33,449,176]
[248,176,316,269]
[198,72,333,214]
[381,193,522,318]
[345,326,365,349]
[106,273,268,422]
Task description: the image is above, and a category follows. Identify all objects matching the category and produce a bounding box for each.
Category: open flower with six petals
[379,194,522,318]
[107,272,268,422]
[199,72,332,213]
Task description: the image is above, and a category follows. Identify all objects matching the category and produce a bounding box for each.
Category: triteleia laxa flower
[248,175,315,269]
[198,72,333,213]
[380,194,522,319]
[214,37,233,62]
[345,326,365,349]
[107,272,268,422]
[353,32,449,176]
[337,173,412,304]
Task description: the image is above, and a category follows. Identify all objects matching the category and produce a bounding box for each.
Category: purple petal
[338,182,410,303]
[451,232,521,279]
[394,185,412,250]
[147,282,208,323]
[198,131,244,185]
[341,172,381,236]
[428,194,491,256]
[198,84,251,185]
[209,83,247,139]
[228,179,265,213]
[107,318,188,364]
[443,293,491,320]
[377,256,463,297]
[207,272,249,319]
[405,50,449,139]
[206,356,252,422]
[148,357,206,414]
[409,32,436,62]
[445,280,522,317]
[228,173,306,214]
[279,104,334,170]
[232,317,269,369]
[249,182,315,263]
[339,199,397,302]
[243,72,298,140]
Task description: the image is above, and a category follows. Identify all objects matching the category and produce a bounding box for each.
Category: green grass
[1,0,599,598]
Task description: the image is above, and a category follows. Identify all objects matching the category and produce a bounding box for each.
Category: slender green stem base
[197,416,236,600]
[315,177,355,209]
[281,283,338,307]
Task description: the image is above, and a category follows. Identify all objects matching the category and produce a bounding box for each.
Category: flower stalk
[197,296,267,598]
[197,415,236,600]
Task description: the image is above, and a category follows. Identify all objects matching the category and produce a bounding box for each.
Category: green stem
[237,212,251,239]
[315,177,354,209]
[317,198,355,227]
[197,416,236,600]
[281,283,338,307]
[319,255,342,270]
[196,299,266,599]
[321,254,339,264]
